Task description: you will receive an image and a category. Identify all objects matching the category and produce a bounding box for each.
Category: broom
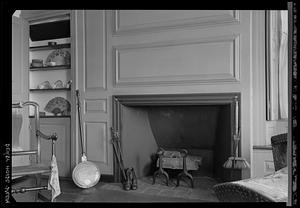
[223,96,250,170]
[223,129,250,169]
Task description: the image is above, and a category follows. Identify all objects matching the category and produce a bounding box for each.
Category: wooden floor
[12,176,219,203]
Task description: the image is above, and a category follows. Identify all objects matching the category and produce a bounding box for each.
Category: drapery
[278,11,288,119]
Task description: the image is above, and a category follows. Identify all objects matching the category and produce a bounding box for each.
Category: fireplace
[112,93,241,183]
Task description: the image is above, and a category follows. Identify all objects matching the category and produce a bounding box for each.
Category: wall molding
[113,93,240,106]
[113,35,240,87]
[113,10,240,36]
[84,10,107,91]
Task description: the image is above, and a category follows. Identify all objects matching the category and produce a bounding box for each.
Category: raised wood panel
[114,35,240,86]
[113,10,239,35]
[85,99,107,113]
[85,122,108,164]
[84,10,106,90]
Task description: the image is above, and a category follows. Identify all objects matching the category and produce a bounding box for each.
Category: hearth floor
[12,175,219,202]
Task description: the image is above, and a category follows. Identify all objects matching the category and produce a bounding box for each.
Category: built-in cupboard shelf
[29,43,71,51]
[30,65,71,71]
[29,88,71,92]
[29,115,71,118]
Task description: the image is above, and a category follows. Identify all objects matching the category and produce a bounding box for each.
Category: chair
[12,101,58,202]
[213,133,288,202]
[271,133,287,171]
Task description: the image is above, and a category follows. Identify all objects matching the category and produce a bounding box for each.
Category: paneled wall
[75,10,111,174]
[75,10,265,178]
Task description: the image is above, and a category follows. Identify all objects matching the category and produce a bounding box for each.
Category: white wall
[12,16,30,166]
[252,148,275,177]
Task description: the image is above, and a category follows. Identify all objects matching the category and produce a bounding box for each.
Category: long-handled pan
[72,90,101,188]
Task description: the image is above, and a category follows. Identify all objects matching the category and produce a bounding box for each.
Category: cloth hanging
[48,154,61,202]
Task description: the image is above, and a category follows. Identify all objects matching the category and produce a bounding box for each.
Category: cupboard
[24,12,73,177]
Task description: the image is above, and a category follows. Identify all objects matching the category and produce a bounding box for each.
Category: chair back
[12,101,41,163]
[271,133,287,171]
[12,109,23,148]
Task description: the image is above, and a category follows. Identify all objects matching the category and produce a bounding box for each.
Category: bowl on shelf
[37,81,52,89]
[46,49,70,66]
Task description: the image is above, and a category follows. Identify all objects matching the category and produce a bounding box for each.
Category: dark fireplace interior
[119,103,234,183]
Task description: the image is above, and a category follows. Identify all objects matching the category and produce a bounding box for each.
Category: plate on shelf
[45,49,70,66]
[44,97,71,116]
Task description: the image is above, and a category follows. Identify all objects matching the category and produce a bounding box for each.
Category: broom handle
[234,96,239,136]
[234,96,240,157]
[112,139,127,180]
[76,90,85,156]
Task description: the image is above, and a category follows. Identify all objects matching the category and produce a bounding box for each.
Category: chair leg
[34,174,41,202]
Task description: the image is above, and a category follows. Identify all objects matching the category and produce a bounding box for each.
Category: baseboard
[100,174,115,183]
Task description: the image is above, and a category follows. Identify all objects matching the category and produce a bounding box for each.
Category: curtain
[278,11,288,119]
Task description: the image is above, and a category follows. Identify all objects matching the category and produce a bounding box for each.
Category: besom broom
[223,96,250,170]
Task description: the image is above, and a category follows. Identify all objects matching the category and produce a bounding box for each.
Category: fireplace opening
[112,93,240,183]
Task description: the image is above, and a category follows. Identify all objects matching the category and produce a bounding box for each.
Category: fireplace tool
[223,96,250,172]
[111,128,127,181]
[111,128,137,190]
[72,90,101,188]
